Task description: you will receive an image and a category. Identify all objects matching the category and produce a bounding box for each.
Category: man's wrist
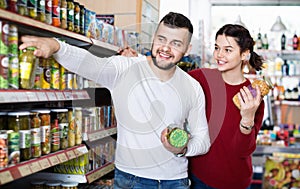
[175,147,187,157]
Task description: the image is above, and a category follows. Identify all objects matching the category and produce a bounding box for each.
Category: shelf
[253,145,300,156]
[257,49,300,60]
[85,163,114,183]
[274,100,300,106]
[85,127,117,142]
[0,89,90,103]
[28,162,114,184]
[0,145,88,185]
[0,9,119,57]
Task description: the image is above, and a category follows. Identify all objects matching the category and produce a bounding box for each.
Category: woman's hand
[19,35,60,58]
[237,85,262,133]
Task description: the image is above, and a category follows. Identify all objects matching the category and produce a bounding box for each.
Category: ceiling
[210,0,300,6]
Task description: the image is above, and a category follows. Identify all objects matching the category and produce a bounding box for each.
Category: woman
[188,24,265,189]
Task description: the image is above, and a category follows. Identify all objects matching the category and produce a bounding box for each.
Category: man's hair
[159,12,193,42]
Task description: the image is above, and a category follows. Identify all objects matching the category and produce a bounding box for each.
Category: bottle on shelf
[256,30,263,50]
[281,33,286,50]
[275,54,284,76]
[288,60,296,76]
[293,32,299,50]
[262,33,269,49]
[282,59,289,76]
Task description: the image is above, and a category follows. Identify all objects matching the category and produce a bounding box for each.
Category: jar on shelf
[27,0,37,19]
[8,111,31,161]
[45,181,61,189]
[67,107,75,147]
[30,111,41,158]
[30,179,45,189]
[17,0,27,16]
[19,47,38,89]
[0,130,8,169]
[52,0,60,27]
[31,109,51,155]
[36,0,46,22]
[74,107,82,145]
[61,182,78,189]
[73,2,80,33]
[51,109,68,150]
[66,0,74,31]
[60,0,67,29]
[79,4,85,35]
[45,0,52,25]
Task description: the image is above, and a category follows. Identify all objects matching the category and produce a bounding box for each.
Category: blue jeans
[114,167,190,189]
[189,173,251,189]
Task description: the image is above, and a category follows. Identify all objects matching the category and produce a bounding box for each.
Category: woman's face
[213,34,244,73]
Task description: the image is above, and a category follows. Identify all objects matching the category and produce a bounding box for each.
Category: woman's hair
[159,12,193,43]
[216,24,263,71]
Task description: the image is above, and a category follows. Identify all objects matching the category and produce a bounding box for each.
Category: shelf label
[64,91,73,100]
[57,153,68,162]
[55,91,65,100]
[26,91,38,101]
[0,92,18,102]
[36,91,48,101]
[0,171,14,185]
[39,158,51,169]
[46,92,57,101]
[29,161,42,173]
[15,92,28,102]
[18,165,32,177]
[74,146,88,157]
[48,155,60,166]
[66,150,76,159]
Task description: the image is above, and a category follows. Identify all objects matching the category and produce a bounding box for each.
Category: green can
[7,130,20,166]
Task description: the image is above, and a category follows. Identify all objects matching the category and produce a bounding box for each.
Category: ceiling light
[270,16,287,32]
[235,15,246,28]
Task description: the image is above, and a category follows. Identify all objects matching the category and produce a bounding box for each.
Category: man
[20,12,210,189]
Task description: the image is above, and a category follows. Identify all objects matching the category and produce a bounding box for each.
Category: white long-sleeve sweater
[53,41,210,180]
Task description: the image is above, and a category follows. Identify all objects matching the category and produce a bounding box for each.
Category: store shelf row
[0,145,88,185]
[0,89,90,103]
[0,9,119,57]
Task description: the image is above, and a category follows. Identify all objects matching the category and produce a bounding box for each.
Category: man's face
[151,23,191,70]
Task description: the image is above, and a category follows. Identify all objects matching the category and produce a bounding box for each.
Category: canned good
[17,0,27,16]
[45,181,61,189]
[51,109,68,150]
[0,131,8,169]
[8,0,18,12]
[60,0,67,29]
[7,130,20,166]
[52,0,60,27]
[40,57,51,89]
[32,109,51,155]
[27,0,37,19]
[66,0,74,31]
[60,65,66,90]
[73,2,80,33]
[30,111,41,158]
[67,108,75,147]
[74,107,82,145]
[8,24,18,56]
[61,182,78,189]
[19,47,38,89]
[8,55,19,89]
[0,55,9,89]
[45,0,52,25]
[36,0,46,22]
[79,4,85,35]
[50,58,60,90]
[65,69,73,90]
[31,180,45,189]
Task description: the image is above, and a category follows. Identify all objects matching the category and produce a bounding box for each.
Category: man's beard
[150,51,181,71]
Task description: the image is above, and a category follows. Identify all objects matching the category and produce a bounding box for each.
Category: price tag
[55,91,65,100]
[46,92,57,101]
[18,165,32,177]
[1,92,18,102]
[39,158,51,169]
[64,91,73,100]
[36,91,48,101]
[0,171,14,185]
[66,150,76,159]
[72,92,78,99]
[26,91,38,101]
[48,155,60,166]
[15,92,28,102]
[82,90,90,99]
[76,91,84,99]
[29,161,42,173]
[57,153,68,162]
